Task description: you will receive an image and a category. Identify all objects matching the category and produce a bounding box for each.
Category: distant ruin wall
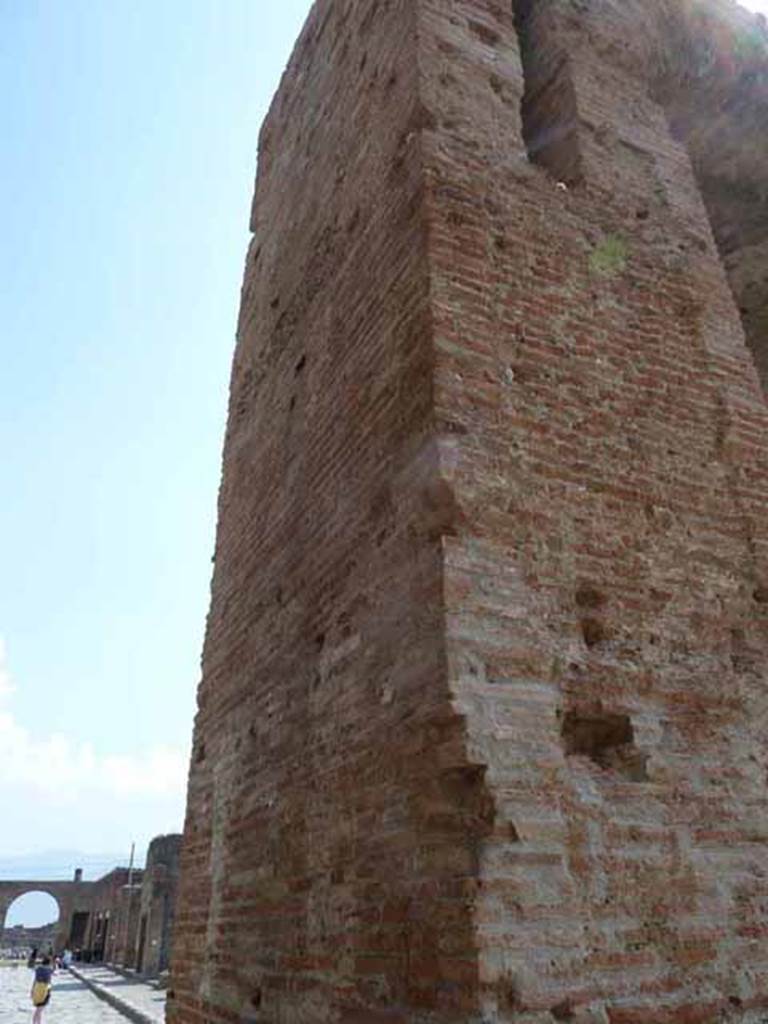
[0,879,91,954]
[169,2,768,1022]
[134,833,182,976]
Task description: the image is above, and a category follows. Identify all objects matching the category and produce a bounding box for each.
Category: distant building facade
[1,921,57,958]
[0,832,182,979]
[133,834,182,977]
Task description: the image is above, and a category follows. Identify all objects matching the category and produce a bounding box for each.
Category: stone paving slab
[69,964,166,1024]
[0,963,131,1024]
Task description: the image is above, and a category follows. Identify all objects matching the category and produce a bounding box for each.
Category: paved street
[0,965,131,1024]
[73,964,166,1023]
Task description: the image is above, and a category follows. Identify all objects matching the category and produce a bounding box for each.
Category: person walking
[30,955,53,1024]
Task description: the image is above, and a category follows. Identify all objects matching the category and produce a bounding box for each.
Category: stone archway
[0,878,96,954]
[2,890,62,954]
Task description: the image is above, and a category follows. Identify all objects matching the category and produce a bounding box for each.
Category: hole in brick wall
[551,1000,575,1021]
[489,73,504,96]
[562,710,649,781]
[562,710,631,758]
[575,584,606,610]
[581,617,606,647]
[439,764,496,836]
[468,18,500,48]
[347,206,361,233]
[512,0,583,184]
[498,976,523,1013]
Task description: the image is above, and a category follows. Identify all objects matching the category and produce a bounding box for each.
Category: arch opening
[2,891,61,959]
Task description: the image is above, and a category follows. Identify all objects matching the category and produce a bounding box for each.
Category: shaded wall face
[69,911,90,949]
[81,870,138,962]
[108,887,142,967]
[137,835,182,976]
[655,3,768,396]
[137,894,166,977]
[419,0,768,1018]
[138,867,179,974]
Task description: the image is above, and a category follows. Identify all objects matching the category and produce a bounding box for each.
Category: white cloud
[0,637,188,856]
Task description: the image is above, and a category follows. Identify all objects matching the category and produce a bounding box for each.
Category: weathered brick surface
[169,2,768,1021]
[1,880,77,954]
[133,834,182,976]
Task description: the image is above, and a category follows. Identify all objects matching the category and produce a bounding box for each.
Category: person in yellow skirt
[30,955,53,1024]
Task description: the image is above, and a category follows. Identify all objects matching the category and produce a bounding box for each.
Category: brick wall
[134,833,182,976]
[0,876,102,955]
[85,868,140,962]
[169,2,768,1022]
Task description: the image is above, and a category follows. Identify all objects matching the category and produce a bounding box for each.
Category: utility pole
[119,841,136,967]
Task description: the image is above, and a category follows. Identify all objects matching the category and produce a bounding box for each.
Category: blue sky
[1,0,767,924]
[0,0,312,869]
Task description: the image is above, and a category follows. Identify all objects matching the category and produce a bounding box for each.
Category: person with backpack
[30,955,53,1023]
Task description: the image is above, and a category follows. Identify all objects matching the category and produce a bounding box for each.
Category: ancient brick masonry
[0,868,142,962]
[168,1,768,1022]
[135,833,183,976]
